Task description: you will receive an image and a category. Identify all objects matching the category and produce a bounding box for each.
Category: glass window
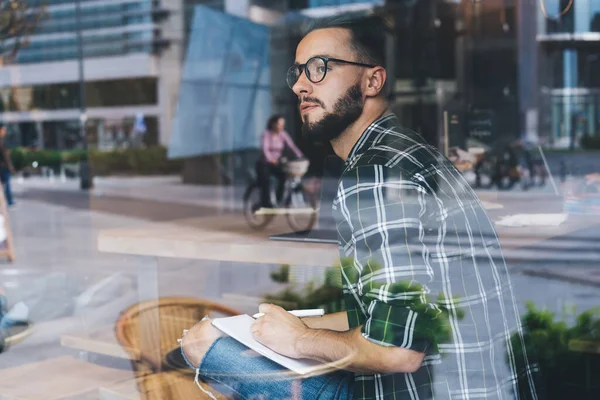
[13,25,155,64]
[0,78,157,112]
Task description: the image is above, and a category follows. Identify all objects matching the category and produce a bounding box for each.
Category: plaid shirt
[332,114,539,400]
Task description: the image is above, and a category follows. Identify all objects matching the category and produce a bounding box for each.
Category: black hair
[266,114,284,131]
[302,13,391,67]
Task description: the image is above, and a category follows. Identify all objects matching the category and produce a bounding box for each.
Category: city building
[537,0,600,148]
[0,0,241,151]
[0,0,172,150]
[0,0,294,155]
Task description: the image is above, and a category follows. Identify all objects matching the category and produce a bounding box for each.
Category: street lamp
[75,0,92,190]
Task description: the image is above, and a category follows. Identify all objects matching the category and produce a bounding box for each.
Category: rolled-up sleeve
[337,165,437,353]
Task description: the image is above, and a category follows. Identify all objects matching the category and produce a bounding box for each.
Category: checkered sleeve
[337,165,438,353]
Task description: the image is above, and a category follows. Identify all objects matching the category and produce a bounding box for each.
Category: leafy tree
[0,0,47,65]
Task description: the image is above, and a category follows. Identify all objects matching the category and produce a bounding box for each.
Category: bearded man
[181,14,540,400]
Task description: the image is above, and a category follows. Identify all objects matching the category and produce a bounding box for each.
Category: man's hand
[181,318,224,368]
[251,303,309,359]
[302,311,349,331]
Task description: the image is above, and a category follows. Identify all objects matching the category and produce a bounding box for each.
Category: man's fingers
[258,303,274,314]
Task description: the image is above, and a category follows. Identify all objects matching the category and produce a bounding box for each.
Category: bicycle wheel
[284,183,318,232]
[243,183,275,230]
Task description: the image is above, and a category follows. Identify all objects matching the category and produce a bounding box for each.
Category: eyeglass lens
[287,57,327,88]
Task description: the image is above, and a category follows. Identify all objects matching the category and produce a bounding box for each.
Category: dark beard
[301,83,363,143]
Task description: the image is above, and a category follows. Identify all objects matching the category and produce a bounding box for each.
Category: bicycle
[243,158,318,231]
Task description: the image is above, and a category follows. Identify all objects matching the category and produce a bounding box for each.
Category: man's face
[292,28,365,142]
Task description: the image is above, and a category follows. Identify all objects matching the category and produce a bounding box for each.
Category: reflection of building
[460,0,520,147]
[537,0,600,148]
[0,0,170,149]
[0,0,230,151]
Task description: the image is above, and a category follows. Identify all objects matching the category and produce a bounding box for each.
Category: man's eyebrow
[293,54,335,64]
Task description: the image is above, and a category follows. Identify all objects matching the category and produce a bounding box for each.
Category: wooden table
[98,214,339,267]
[98,212,600,265]
[61,327,134,361]
[0,356,133,400]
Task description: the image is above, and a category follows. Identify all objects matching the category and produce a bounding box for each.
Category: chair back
[115,296,240,371]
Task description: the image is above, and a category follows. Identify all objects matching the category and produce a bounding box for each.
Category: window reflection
[0,78,157,112]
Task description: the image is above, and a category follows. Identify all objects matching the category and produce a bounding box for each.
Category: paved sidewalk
[14,175,247,211]
[12,175,600,287]
[13,174,575,212]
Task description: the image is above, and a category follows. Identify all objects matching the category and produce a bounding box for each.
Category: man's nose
[292,70,312,96]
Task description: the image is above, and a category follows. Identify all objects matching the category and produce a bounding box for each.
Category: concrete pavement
[12,175,600,289]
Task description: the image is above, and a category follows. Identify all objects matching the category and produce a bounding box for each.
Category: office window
[0,78,157,112]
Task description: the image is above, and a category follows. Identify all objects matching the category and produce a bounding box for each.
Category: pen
[252,309,324,319]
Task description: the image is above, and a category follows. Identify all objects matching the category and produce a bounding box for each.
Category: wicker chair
[115,296,240,399]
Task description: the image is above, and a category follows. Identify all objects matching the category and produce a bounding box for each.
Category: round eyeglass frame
[286,56,376,89]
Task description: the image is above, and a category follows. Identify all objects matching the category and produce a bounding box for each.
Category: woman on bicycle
[257,115,304,208]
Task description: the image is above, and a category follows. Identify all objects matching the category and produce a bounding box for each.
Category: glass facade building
[5,0,158,65]
[538,0,600,148]
[0,0,171,150]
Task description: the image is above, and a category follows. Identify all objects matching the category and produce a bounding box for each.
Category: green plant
[270,264,290,283]
[264,258,466,352]
[263,279,345,314]
[264,264,344,313]
[510,302,600,399]
[23,149,61,171]
[580,134,600,150]
[10,147,26,171]
[9,146,183,176]
[89,146,182,176]
[61,150,87,164]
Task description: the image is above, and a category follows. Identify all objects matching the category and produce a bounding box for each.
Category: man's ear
[364,66,387,97]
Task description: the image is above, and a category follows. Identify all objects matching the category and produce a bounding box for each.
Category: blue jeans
[0,168,13,206]
[181,337,353,399]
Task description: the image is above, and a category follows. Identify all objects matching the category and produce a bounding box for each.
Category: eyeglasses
[286,56,376,89]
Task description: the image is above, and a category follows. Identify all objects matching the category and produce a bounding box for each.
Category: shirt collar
[345,113,397,168]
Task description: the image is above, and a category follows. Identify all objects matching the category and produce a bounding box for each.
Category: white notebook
[212,315,323,375]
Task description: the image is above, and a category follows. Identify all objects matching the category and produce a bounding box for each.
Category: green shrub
[88,149,129,175]
[270,264,290,283]
[9,146,183,176]
[24,150,62,171]
[61,150,87,164]
[89,147,182,176]
[580,134,600,150]
[10,147,26,171]
[510,302,600,399]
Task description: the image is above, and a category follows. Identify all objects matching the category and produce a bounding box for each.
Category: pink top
[261,129,303,161]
